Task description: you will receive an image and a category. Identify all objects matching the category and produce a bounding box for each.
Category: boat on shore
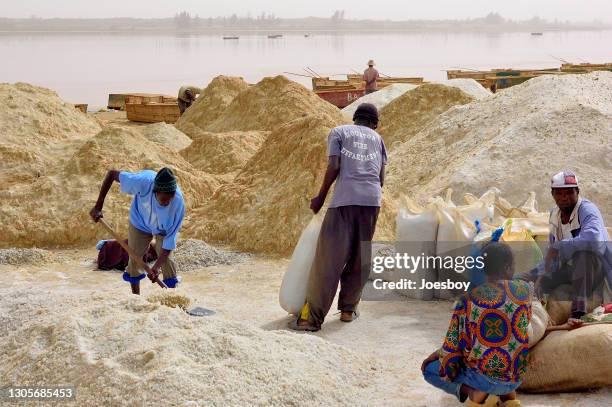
[267,34,283,39]
[223,36,239,40]
[446,68,562,92]
[560,62,612,73]
[125,95,180,123]
[107,93,176,111]
[311,75,425,107]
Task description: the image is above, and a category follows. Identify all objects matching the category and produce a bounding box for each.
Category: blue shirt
[119,170,185,251]
[535,198,611,286]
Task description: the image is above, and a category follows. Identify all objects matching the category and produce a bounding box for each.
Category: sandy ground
[2,249,610,407]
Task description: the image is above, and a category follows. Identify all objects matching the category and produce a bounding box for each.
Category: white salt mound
[0,288,380,407]
[386,72,612,225]
[174,239,250,272]
[439,78,492,100]
[342,83,418,119]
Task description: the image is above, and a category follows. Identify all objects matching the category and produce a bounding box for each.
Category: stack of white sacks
[392,188,549,300]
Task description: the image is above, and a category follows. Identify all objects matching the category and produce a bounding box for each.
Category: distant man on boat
[522,171,612,321]
[363,60,380,94]
[289,103,387,332]
[90,168,185,295]
[177,85,202,115]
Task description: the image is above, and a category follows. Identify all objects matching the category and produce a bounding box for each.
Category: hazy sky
[1,0,611,22]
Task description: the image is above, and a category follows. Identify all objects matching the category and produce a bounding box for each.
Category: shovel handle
[98,218,167,289]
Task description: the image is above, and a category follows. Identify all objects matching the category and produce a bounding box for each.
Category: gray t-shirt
[328,124,387,208]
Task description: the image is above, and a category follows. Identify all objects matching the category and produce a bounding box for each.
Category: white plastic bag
[394,198,439,300]
[279,213,324,314]
[435,200,477,299]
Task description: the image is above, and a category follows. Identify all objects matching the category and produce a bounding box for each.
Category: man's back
[327,124,387,208]
[363,67,379,90]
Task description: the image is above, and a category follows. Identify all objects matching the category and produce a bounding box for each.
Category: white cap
[551,171,579,188]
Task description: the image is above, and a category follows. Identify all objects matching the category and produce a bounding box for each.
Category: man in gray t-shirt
[289,103,387,332]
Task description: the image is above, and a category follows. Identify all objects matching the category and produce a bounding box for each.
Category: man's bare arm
[310,156,340,214]
[90,169,120,222]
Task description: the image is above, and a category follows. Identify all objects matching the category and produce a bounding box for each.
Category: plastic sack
[435,200,477,299]
[393,197,439,300]
[458,189,496,224]
[501,223,544,276]
[279,213,324,314]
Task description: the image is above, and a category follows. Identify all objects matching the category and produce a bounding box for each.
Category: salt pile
[0,288,380,407]
[175,75,249,137]
[140,122,193,151]
[173,239,250,272]
[385,72,612,224]
[0,123,219,248]
[203,75,343,133]
[440,78,492,100]
[342,83,418,119]
[180,130,267,176]
[0,248,54,265]
[378,84,475,150]
[0,82,100,187]
[146,292,192,309]
[185,114,345,255]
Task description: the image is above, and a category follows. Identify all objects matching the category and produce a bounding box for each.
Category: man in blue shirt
[90,167,185,294]
[527,171,611,320]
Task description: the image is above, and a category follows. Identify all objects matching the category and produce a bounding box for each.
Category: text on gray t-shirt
[328,124,387,208]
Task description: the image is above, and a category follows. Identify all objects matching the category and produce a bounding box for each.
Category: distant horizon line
[0,14,610,25]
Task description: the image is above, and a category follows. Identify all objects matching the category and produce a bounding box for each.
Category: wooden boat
[223,36,239,40]
[126,99,180,124]
[314,87,365,109]
[447,68,558,80]
[560,63,612,73]
[531,32,544,36]
[312,77,361,90]
[346,74,425,87]
[107,93,176,111]
[312,74,425,107]
[268,34,283,39]
[446,68,562,91]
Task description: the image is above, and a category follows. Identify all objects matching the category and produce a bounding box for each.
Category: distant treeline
[0,12,609,33]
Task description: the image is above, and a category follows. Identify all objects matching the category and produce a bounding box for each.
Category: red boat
[311,75,424,108]
[315,88,365,108]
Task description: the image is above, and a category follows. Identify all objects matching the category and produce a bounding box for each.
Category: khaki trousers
[126,223,177,281]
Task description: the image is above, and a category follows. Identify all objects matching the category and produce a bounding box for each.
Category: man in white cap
[531,171,611,320]
[363,60,380,94]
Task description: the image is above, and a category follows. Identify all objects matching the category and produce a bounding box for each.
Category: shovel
[97,218,167,289]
